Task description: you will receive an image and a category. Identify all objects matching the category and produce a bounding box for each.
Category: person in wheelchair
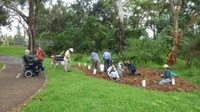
[23,49,40,78]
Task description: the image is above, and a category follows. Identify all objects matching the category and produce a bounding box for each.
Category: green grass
[0,45,26,58]
[0,46,200,112]
[0,61,4,70]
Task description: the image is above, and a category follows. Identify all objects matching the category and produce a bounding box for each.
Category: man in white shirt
[64,48,73,72]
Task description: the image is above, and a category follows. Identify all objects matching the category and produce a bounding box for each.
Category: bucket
[171,78,175,85]
[142,80,146,87]
[93,69,96,74]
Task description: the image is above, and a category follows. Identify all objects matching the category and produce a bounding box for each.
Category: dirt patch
[76,65,198,92]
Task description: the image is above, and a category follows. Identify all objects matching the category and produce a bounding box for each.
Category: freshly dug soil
[76,65,198,92]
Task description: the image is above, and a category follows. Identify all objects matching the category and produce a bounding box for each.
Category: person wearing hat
[159,64,171,85]
[64,48,73,72]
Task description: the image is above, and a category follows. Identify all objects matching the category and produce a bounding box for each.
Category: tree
[118,0,125,52]
[167,0,200,65]
[2,0,46,54]
[0,6,8,26]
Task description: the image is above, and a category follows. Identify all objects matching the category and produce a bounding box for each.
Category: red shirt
[36,49,44,60]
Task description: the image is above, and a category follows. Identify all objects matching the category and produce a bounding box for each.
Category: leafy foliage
[122,37,168,64]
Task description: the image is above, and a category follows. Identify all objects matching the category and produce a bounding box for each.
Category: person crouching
[107,65,120,81]
[159,64,171,85]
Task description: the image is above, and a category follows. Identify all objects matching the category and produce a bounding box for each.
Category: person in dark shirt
[127,60,137,75]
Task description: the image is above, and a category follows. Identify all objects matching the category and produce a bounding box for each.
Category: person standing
[91,51,102,74]
[36,46,45,71]
[103,49,111,71]
[64,48,73,72]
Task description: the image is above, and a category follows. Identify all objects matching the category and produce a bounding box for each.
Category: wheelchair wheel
[24,71,33,78]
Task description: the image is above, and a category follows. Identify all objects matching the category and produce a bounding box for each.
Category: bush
[122,38,168,65]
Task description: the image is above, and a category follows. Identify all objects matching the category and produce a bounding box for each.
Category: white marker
[84,63,87,66]
[78,63,80,66]
[171,78,175,85]
[16,73,21,78]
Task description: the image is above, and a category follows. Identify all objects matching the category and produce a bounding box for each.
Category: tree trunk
[167,9,181,65]
[119,20,125,52]
[167,0,182,65]
[28,0,36,54]
[118,0,125,53]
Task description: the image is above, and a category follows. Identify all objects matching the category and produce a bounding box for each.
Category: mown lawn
[0,45,200,112]
[0,45,26,58]
[0,61,4,70]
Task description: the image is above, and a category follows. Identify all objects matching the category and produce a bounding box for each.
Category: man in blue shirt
[103,49,111,71]
[91,51,102,74]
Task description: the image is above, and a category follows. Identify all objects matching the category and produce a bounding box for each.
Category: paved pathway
[0,54,46,112]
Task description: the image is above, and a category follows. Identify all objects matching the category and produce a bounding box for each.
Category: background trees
[1,0,199,65]
[167,0,200,65]
[2,0,47,54]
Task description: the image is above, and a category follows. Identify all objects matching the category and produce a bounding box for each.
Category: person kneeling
[107,65,120,81]
[159,64,171,85]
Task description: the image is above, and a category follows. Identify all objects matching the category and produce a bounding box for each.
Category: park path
[0,54,46,112]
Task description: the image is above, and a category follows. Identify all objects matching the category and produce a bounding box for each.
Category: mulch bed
[76,65,198,92]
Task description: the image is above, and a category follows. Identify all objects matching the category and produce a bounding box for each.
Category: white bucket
[88,65,91,70]
[100,64,104,72]
[171,78,175,85]
[93,69,96,74]
[142,80,146,87]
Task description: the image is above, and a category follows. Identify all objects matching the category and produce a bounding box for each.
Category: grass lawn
[0,45,200,112]
[0,45,26,58]
[0,61,4,71]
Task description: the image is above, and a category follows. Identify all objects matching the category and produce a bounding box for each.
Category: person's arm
[118,64,124,71]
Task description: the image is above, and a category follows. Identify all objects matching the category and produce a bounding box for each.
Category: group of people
[24,47,74,73]
[91,50,173,85]
[24,47,173,85]
[91,50,138,81]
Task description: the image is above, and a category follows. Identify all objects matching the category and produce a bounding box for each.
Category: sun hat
[163,64,169,69]
[69,48,73,52]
